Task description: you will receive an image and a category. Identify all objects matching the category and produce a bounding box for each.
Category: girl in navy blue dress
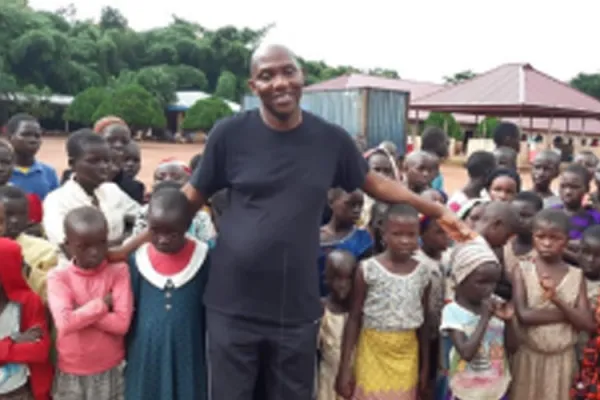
[125,188,209,400]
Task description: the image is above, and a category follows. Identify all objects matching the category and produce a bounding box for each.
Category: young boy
[48,206,133,399]
[122,141,142,179]
[574,150,599,182]
[0,186,58,302]
[493,121,521,152]
[494,146,518,170]
[421,126,449,191]
[448,150,496,212]
[531,150,561,208]
[505,191,543,275]
[403,150,440,193]
[6,113,59,201]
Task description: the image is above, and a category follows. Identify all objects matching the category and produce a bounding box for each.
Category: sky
[29,0,600,84]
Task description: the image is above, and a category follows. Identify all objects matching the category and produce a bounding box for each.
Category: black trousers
[206,310,318,400]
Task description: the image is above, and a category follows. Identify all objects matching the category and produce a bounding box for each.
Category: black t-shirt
[191,110,368,323]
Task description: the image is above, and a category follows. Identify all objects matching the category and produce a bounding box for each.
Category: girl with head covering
[357,145,401,227]
[438,239,515,400]
[0,238,54,400]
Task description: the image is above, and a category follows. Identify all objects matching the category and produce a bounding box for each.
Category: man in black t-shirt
[119,44,468,400]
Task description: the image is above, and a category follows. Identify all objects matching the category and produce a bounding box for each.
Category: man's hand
[437,209,478,242]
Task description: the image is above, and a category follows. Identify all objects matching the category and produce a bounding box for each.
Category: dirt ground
[37,137,533,194]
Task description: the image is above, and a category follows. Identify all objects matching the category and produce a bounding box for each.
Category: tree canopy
[181,97,233,132]
[0,3,402,120]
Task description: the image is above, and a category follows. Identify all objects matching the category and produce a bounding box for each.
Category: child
[359,148,398,227]
[415,216,450,385]
[43,129,140,258]
[132,160,216,247]
[457,198,487,228]
[403,150,440,193]
[48,206,133,399]
[493,146,517,170]
[0,238,54,400]
[438,240,516,400]
[531,150,561,208]
[485,168,521,202]
[367,201,389,254]
[6,113,59,201]
[0,139,43,229]
[318,189,372,296]
[122,142,142,179]
[574,150,599,180]
[572,226,600,398]
[504,191,543,276]
[555,164,600,263]
[511,209,595,400]
[493,122,521,153]
[448,151,496,212]
[0,186,58,302]
[337,204,431,400]
[421,126,450,191]
[421,188,447,204]
[126,188,209,400]
[318,249,356,400]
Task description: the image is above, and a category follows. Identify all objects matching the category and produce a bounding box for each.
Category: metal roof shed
[243,74,411,152]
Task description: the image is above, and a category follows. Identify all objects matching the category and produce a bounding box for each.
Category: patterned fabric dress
[353,257,430,400]
[510,261,581,400]
[317,309,347,400]
[125,240,209,400]
[572,288,600,399]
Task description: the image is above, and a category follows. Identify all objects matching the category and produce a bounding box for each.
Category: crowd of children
[2,112,600,400]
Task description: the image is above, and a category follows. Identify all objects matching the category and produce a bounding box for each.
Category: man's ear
[67,157,74,168]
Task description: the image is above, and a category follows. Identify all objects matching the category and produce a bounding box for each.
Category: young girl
[448,151,496,213]
[318,249,356,400]
[48,206,133,399]
[504,191,543,275]
[403,150,439,194]
[336,204,431,400]
[367,201,389,255]
[0,238,53,400]
[132,159,216,247]
[126,188,209,400]
[439,240,515,400]
[512,209,595,400]
[318,189,372,296]
[358,148,398,227]
[530,150,561,208]
[485,168,521,203]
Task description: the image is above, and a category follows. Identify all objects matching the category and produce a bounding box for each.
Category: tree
[99,6,128,31]
[424,112,463,139]
[443,70,477,85]
[181,96,233,132]
[571,72,600,101]
[64,86,109,124]
[476,116,501,138]
[214,71,237,101]
[92,84,165,128]
[0,5,402,111]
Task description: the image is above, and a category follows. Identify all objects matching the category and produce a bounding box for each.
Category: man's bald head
[250,44,300,76]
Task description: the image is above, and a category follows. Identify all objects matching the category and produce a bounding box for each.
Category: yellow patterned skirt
[354,328,418,400]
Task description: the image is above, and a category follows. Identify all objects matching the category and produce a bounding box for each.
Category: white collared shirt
[43,178,141,248]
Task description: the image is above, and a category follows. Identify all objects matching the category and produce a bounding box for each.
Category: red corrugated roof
[412,63,600,118]
[305,73,442,99]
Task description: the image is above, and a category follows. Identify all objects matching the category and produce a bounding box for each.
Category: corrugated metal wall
[367,89,409,153]
[242,88,409,152]
[242,90,363,137]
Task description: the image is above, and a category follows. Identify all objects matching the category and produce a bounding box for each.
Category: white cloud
[29,0,600,83]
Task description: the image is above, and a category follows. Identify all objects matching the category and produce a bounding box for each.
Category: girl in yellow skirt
[336,204,431,400]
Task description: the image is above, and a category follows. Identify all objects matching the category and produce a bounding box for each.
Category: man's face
[249,47,304,121]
